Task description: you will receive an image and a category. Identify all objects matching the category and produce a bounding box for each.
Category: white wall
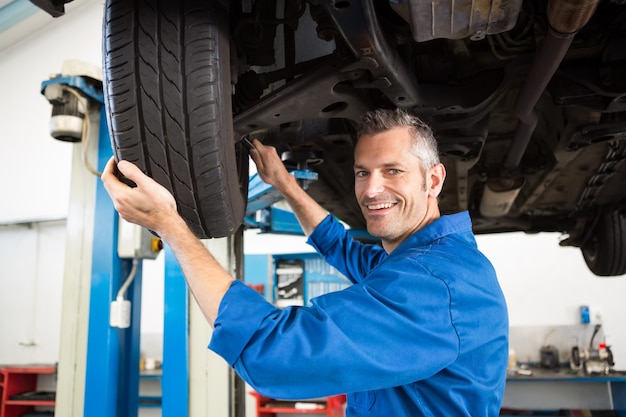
[1,0,625,379]
[478,232,623,329]
[477,232,626,365]
[0,0,102,224]
[0,0,104,365]
[0,221,65,364]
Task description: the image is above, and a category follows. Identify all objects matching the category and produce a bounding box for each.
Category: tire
[581,210,626,277]
[102,0,246,239]
[570,346,580,368]
[606,346,615,367]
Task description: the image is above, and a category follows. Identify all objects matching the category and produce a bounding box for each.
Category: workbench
[502,367,626,416]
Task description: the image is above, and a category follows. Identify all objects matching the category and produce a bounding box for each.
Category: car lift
[41,62,233,417]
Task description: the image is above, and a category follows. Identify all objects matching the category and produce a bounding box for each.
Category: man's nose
[363,173,385,197]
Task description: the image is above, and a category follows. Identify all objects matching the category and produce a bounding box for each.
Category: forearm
[158,215,234,326]
[275,173,329,236]
[101,158,234,326]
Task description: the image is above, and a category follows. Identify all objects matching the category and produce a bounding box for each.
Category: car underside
[34,0,626,276]
[229,0,626,276]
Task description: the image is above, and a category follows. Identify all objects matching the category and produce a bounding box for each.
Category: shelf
[0,366,56,417]
[252,392,346,417]
[5,400,55,407]
[139,369,162,409]
[503,367,626,416]
[259,403,330,413]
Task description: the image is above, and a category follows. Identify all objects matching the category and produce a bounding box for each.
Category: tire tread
[103,0,244,238]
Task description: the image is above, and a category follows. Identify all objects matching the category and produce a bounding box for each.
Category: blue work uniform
[209,211,509,416]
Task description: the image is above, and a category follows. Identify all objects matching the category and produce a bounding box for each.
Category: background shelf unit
[251,392,345,417]
[0,366,56,417]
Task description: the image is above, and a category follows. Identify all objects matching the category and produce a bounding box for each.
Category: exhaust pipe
[547,0,601,35]
[480,0,600,218]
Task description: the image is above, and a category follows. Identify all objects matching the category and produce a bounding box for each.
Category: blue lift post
[41,73,188,417]
[162,246,189,417]
[83,117,143,417]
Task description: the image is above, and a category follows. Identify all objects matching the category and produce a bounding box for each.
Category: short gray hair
[357,108,440,171]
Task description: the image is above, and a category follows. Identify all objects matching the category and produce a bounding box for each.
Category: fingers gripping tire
[103,0,246,239]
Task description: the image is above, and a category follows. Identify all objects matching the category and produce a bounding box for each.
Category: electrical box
[109,299,131,328]
[580,305,590,324]
[117,218,162,259]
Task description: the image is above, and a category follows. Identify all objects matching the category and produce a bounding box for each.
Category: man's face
[354,126,442,250]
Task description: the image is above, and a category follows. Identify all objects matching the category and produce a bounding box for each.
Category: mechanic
[101,108,509,416]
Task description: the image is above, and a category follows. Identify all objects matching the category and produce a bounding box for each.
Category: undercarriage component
[281,150,324,190]
[320,0,420,107]
[395,0,524,42]
[479,0,602,218]
[479,178,525,218]
[29,0,72,17]
[506,0,600,170]
[33,0,626,276]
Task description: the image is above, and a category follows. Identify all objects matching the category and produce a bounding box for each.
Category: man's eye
[355,171,368,177]
[388,169,401,175]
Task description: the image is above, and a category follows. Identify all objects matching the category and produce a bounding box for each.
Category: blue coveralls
[209,211,509,416]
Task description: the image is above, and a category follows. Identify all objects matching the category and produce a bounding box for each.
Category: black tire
[606,346,615,367]
[102,0,246,239]
[570,346,580,368]
[581,210,626,277]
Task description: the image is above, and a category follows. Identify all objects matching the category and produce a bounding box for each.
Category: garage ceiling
[0,0,86,53]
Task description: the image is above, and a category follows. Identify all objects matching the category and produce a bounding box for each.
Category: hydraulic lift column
[42,64,146,417]
[42,61,234,417]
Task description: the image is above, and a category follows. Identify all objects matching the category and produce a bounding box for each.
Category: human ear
[428,163,446,198]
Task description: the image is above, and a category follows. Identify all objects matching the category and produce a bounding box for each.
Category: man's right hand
[248,139,297,193]
[101,157,186,239]
[247,139,329,236]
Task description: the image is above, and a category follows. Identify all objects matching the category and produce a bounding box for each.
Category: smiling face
[354,126,446,253]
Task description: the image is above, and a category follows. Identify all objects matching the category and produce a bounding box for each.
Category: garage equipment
[570,324,615,375]
[41,62,191,417]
